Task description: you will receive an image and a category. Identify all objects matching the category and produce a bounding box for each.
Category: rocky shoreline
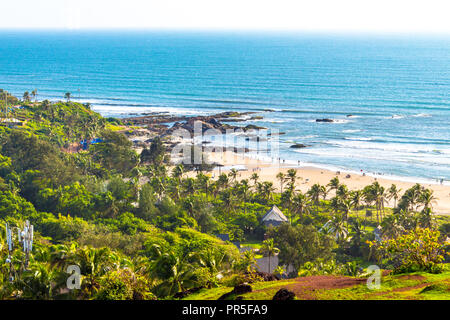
[120,110,318,157]
[122,111,270,152]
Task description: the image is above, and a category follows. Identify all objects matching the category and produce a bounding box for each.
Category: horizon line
[1,27,450,38]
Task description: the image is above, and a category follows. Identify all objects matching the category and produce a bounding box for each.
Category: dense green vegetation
[0,93,448,300]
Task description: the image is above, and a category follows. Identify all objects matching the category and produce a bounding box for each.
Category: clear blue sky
[1,0,450,33]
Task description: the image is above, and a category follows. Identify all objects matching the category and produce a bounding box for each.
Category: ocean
[0,30,449,183]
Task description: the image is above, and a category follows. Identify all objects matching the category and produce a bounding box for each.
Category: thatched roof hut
[262,205,288,227]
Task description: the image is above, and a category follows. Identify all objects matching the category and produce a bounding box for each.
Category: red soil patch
[392,283,430,292]
[286,275,366,300]
[372,275,430,297]
[382,270,391,277]
[396,275,426,281]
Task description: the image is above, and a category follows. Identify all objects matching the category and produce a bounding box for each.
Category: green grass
[240,241,262,250]
[105,123,126,131]
[418,283,449,299]
[240,241,263,258]
[306,271,450,300]
[183,269,450,300]
[240,280,298,300]
[183,280,297,300]
[182,287,232,300]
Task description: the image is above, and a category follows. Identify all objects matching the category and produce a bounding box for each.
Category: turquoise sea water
[0,31,449,183]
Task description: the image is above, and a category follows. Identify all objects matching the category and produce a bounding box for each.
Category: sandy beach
[204,151,450,216]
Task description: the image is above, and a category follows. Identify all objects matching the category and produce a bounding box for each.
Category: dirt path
[285,275,366,299]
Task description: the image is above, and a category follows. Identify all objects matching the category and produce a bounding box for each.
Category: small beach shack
[261,205,288,227]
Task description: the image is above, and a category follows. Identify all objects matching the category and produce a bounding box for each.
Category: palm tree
[280,189,294,222]
[23,91,30,102]
[349,218,367,252]
[323,215,348,244]
[419,188,436,211]
[182,197,195,217]
[375,183,386,220]
[151,250,197,297]
[18,262,60,299]
[250,173,259,188]
[330,196,342,214]
[49,243,78,269]
[64,92,71,102]
[363,185,376,216]
[239,250,257,273]
[336,184,349,200]
[182,177,196,197]
[72,246,118,298]
[307,184,322,207]
[261,181,275,203]
[286,169,297,189]
[363,182,385,223]
[151,177,166,200]
[228,168,238,185]
[131,256,153,281]
[387,184,401,208]
[341,198,352,225]
[237,179,250,214]
[293,191,311,220]
[220,189,236,217]
[217,173,229,192]
[31,89,38,102]
[319,185,328,201]
[276,172,286,193]
[197,249,231,287]
[103,192,120,218]
[327,177,340,195]
[418,207,434,229]
[273,266,285,278]
[381,214,405,238]
[399,184,423,212]
[259,239,280,274]
[350,190,363,210]
[196,173,211,195]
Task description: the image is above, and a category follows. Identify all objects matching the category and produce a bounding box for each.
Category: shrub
[369,228,447,274]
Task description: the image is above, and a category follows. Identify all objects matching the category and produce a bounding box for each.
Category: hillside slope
[184,271,450,300]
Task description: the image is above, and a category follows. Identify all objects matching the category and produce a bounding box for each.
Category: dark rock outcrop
[123,111,269,139]
[233,284,252,295]
[245,136,267,142]
[290,143,308,149]
[272,288,296,300]
[243,124,266,131]
[316,118,334,123]
[218,284,252,300]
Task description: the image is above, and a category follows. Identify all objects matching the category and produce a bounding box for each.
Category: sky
[1,0,450,34]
